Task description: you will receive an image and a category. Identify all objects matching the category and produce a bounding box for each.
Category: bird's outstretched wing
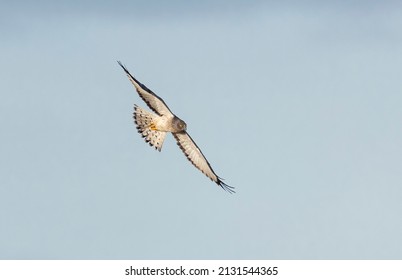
[173,132,235,194]
[118,61,173,116]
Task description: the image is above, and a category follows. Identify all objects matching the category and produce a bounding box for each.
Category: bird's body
[118,61,234,193]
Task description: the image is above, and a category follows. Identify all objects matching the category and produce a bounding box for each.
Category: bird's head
[173,117,187,132]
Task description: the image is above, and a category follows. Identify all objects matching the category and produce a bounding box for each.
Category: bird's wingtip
[117,60,127,70]
[217,178,235,194]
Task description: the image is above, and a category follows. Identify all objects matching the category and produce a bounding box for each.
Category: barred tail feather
[133,105,167,151]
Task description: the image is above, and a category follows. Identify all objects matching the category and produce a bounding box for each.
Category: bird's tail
[133,105,167,152]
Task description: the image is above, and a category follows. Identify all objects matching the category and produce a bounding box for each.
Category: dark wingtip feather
[117,60,126,71]
[118,61,157,100]
[117,60,134,79]
[217,178,235,194]
[117,60,135,79]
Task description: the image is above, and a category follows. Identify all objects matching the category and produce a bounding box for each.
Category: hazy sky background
[1,1,401,259]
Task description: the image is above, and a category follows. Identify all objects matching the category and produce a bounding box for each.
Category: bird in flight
[118,61,234,194]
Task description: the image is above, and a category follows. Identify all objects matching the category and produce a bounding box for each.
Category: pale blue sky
[1,1,402,259]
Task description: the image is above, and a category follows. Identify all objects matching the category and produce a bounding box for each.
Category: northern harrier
[118,61,234,194]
